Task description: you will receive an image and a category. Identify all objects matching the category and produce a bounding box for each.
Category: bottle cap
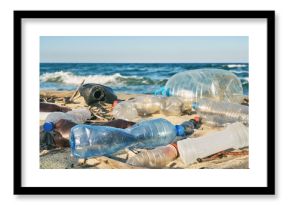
[192,102,198,109]
[194,115,200,123]
[161,87,171,96]
[43,122,54,132]
[112,100,119,108]
[175,125,185,137]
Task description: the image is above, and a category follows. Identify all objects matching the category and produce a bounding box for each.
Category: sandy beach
[40,90,249,169]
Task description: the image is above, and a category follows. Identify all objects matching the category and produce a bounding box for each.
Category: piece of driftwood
[69,79,85,102]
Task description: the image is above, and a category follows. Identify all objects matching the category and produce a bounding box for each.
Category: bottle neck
[175,125,185,137]
[154,87,170,96]
[43,122,54,132]
[192,102,199,110]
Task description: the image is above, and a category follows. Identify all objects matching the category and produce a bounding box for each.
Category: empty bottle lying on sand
[79,83,117,105]
[69,118,193,158]
[112,95,187,122]
[127,118,192,149]
[41,119,136,149]
[70,125,138,158]
[192,98,249,126]
[177,122,248,165]
[155,69,244,104]
[127,144,178,168]
[43,108,91,132]
[40,102,72,121]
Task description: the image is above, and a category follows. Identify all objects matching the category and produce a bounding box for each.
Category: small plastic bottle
[70,124,137,158]
[43,108,91,132]
[160,96,184,116]
[112,96,186,121]
[133,95,164,116]
[127,118,188,149]
[156,69,244,104]
[177,122,248,165]
[192,98,248,126]
[112,100,140,122]
[127,144,178,168]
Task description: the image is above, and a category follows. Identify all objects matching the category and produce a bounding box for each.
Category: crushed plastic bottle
[112,95,187,121]
[127,144,178,168]
[70,124,137,158]
[192,98,249,126]
[155,69,244,104]
[112,100,140,122]
[177,122,248,165]
[127,118,189,149]
[43,108,91,132]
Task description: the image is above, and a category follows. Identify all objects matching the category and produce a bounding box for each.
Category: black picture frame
[14,10,275,195]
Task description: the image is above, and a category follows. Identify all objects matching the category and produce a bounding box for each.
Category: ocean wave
[40,71,165,86]
[226,64,247,68]
[240,77,249,85]
[230,70,249,74]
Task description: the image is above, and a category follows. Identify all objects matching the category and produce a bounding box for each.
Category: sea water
[40,63,249,95]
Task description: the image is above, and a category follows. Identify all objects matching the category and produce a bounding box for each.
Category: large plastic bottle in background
[112,95,186,121]
[157,69,244,104]
[43,108,91,132]
[192,98,249,126]
[127,144,178,168]
[70,125,137,158]
[127,118,189,149]
[177,122,248,165]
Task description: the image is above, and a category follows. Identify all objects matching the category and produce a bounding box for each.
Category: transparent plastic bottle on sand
[177,122,248,165]
[43,108,91,132]
[69,118,192,159]
[112,100,140,122]
[127,118,188,149]
[70,124,137,158]
[156,69,244,104]
[127,144,178,168]
[112,95,185,121]
[192,98,248,126]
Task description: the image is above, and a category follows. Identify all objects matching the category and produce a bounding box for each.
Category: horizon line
[40,62,249,64]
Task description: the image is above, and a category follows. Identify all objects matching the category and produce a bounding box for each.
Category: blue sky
[40,36,248,63]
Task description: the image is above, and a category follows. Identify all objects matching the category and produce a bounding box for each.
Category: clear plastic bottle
[69,118,192,159]
[160,96,184,116]
[177,122,248,165]
[192,98,248,126]
[156,69,244,104]
[127,144,178,168]
[112,96,185,121]
[134,95,164,116]
[112,100,140,122]
[43,108,91,132]
[70,124,137,158]
[127,118,188,149]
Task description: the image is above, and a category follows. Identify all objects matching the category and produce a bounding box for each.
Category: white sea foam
[40,71,126,85]
[227,64,247,68]
[230,70,249,74]
[39,71,155,86]
[239,77,249,85]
